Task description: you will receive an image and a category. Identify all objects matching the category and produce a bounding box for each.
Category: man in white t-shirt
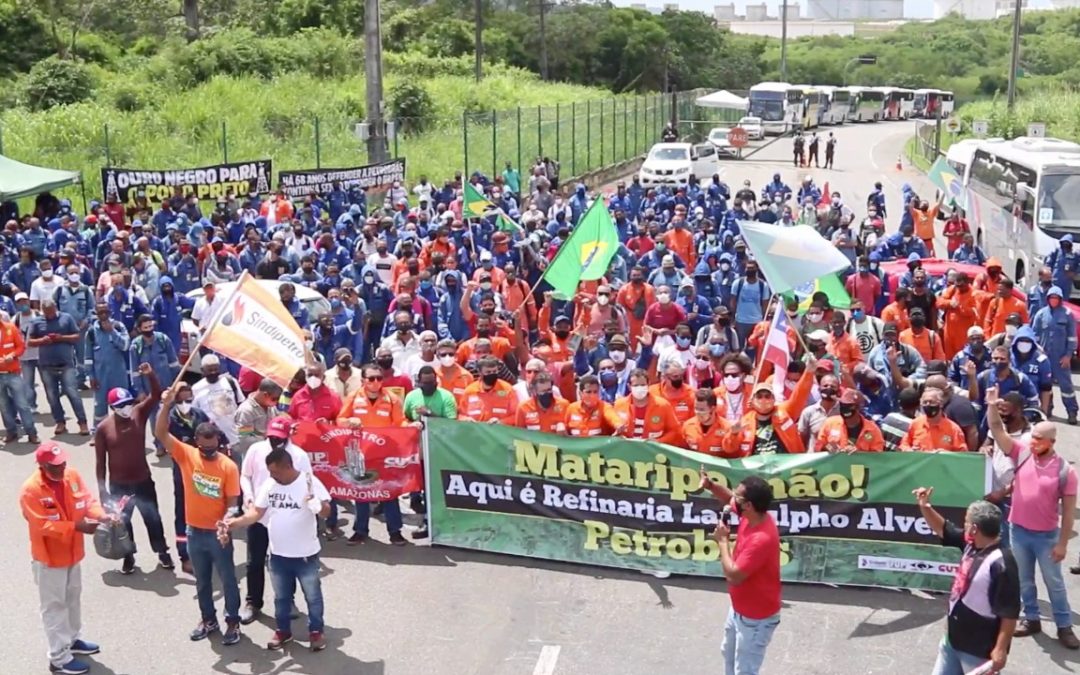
[29,260,61,310]
[191,354,244,445]
[191,281,224,328]
[226,438,330,652]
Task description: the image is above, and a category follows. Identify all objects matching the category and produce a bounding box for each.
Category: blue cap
[1063,234,1074,244]
[553,314,572,325]
[907,252,922,263]
[1048,285,1065,298]
[869,252,882,263]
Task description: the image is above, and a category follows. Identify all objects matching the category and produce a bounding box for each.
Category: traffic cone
[895,155,903,171]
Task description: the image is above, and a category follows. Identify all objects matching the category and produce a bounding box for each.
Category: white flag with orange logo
[200,272,306,387]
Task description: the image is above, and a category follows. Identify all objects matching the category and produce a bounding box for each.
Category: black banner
[277,159,407,200]
[101,160,273,206]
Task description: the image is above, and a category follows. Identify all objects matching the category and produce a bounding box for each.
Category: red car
[879,258,1080,359]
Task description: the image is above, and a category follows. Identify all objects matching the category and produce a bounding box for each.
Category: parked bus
[747,82,803,134]
[877,87,915,120]
[948,136,1080,294]
[797,86,824,130]
[846,86,883,122]
[913,89,955,118]
[823,87,850,125]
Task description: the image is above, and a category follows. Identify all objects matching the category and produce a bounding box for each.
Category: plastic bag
[93,520,135,560]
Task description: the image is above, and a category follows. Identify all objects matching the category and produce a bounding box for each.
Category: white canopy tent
[694,90,748,111]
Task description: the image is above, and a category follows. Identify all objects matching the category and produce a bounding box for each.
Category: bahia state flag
[541,199,619,300]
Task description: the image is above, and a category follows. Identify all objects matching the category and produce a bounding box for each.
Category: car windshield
[1038,173,1080,231]
[740,118,760,125]
[650,147,688,161]
[709,130,729,140]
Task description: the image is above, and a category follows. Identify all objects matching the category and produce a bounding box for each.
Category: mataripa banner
[424,418,990,591]
[277,158,407,200]
[291,421,421,503]
[101,160,272,206]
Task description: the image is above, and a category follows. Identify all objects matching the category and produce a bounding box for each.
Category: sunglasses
[365,375,383,382]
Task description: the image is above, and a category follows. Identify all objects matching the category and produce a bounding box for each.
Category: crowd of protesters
[11,151,1080,674]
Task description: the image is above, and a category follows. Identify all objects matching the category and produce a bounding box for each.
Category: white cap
[967,326,984,338]
[201,354,221,368]
[807,330,830,342]
[479,251,493,261]
[14,292,28,301]
[662,254,675,265]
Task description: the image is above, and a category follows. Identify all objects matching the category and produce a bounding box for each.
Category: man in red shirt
[287,363,342,422]
[700,471,781,675]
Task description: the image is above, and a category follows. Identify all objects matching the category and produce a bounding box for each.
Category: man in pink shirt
[986,385,1079,649]
[844,255,882,315]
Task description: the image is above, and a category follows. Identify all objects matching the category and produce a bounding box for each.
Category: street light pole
[780,0,788,81]
[1007,0,1022,110]
[364,0,387,163]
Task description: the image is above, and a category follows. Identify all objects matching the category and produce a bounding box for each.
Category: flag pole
[167,271,250,393]
[752,294,779,385]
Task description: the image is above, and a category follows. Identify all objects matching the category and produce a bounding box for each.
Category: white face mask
[596,295,610,306]
[609,350,627,364]
[439,355,456,368]
[113,404,133,419]
[306,376,323,389]
[656,293,670,304]
[631,384,649,400]
[480,282,492,291]
[1016,341,1034,354]
[807,312,823,322]
[68,274,80,284]
[694,358,710,369]
[176,402,192,415]
[41,270,53,279]
[724,374,743,392]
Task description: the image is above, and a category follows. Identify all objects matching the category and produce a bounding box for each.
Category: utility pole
[780,0,788,81]
[538,0,549,81]
[364,0,388,163]
[475,0,484,82]
[1007,0,1022,110]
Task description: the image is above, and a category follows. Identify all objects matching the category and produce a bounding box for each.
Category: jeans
[997,499,1012,550]
[269,554,324,635]
[39,365,86,425]
[172,462,188,562]
[1011,523,1072,628]
[21,359,37,410]
[186,526,240,625]
[354,498,402,536]
[109,479,168,556]
[722,608,780,675]
[0,371,36,437]
[929,637,985,675]
[246,523,269,609]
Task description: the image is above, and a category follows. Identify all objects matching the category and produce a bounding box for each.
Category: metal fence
[909,119,944,166]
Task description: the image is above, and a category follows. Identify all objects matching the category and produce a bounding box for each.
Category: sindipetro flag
[784,273,852,312]
[200,272,308,387]
[738,221,852,295]
[541,198,619,300]
[462,182,494,218]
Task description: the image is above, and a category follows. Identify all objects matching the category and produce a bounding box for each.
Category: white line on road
[532,644,561,675]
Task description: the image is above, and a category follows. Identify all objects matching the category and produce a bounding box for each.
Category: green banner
[425,419,990,591]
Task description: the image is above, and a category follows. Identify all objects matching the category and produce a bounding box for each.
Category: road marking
[532,644,561,675]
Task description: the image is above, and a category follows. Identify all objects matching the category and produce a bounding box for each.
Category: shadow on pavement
[208,626,385,675]
[1029,630,1080,669]
[101,567,195,598]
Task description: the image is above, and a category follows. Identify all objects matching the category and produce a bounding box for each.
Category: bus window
[1038,173,1080,230]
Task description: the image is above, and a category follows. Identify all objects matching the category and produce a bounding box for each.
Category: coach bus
[795,86,824,129]
[949,136,1080,294]
[877,87,915,120]
[913,89,955,118]
[747,82,804,134]
[821,87,849,125]
[846,86,883,122]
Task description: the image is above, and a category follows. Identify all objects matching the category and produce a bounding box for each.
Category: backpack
[54,284,93,317]
[731,279,766,307]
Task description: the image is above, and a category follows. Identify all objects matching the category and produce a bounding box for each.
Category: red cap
[34,442,69,466]
[815,360,836,373]
[267,416,293,440]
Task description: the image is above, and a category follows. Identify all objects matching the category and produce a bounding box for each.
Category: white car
[179,280,330,377]
[707,128,736,157]
[738,116,765,140]
[639,142,715,188]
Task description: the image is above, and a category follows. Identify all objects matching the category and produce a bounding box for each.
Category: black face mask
[338,360,352,369]
[376,357,394,370]
[198,444,219,459]
[397,323,412,333]
[482,372,499,387]
[914,279,926,288]
[204,373,220,384]
[554,329,570,339]
[537,391,555,408]
[911,317,926,329]
[269,437,288,453]
[839,403,857,417]
[631,278,644,285]
[141,328,154,337]
[477,329,492,339]
[669,378,684,389]
[923,405,941,418]
[420,382,438,396]
[820,388,837,400]
[717,318,731,327]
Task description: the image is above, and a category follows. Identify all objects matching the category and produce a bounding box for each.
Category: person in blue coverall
[85,303,131,426]
[129,314,180,451]
[1031,285,1079,424]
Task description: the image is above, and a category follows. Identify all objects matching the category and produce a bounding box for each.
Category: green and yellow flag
[783,273,852,312]
[463,182,494,218]
[541,199,619,300]
[496,210,521,233]
[927,157,966,209]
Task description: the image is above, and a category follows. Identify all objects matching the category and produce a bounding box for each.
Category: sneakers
[120,555,135,575]
[411,526,429,540]
[1060,627,1080,650]
[239,602,260,625]
[324,526,343,541]
[1071,563,1080,575]
[222,621,241,646]
[1070,414,1079,426]
[69,639,100,655]
[309,631,327,652]
[49,659,90,675]
[158,553,175,570]
[189,620,219,641]
[1015,619,1042,637]
[346,532,367,546]
[389,532,409,546]
[267,631,293,650]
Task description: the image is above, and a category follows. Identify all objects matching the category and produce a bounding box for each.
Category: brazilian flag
[783,273,851,312]
[541,200,619,300]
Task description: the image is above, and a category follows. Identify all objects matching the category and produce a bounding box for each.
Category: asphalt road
[4,121,1080,675]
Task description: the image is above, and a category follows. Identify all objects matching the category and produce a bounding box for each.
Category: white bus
[747,82,804,135]
[949,136,1080,293]
[913,89,955,118]
[876,87,915,120]
[897,88,916,119]
[822,87,850,125]
[846,86,883,122]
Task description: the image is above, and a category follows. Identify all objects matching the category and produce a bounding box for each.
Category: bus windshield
[748,93,785,121]
[1038,173,1080,230]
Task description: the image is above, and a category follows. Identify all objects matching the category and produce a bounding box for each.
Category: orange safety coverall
[984,295,1028,337]
[459,379,518,424]
[614,393,685,446]
[939,285,980,359]
[649,382,695,423]
[564,400,623,437]
[682,416,735,457]
[816,416,885,452]
[515,396,570,434]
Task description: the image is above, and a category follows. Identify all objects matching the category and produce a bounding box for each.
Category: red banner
[290,421,422,502]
